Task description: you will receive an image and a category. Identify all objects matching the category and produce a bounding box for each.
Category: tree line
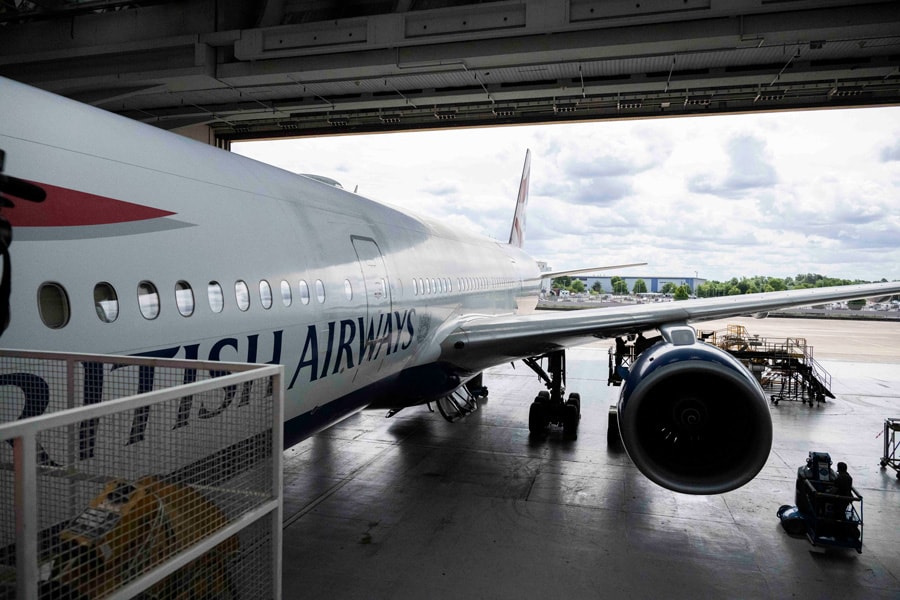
[551,273,891,303]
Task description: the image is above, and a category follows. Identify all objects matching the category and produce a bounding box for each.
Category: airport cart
[777,452,863,553]
[879,418,900,479]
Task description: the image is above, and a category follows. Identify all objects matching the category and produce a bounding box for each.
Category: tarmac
[280,317,900,599]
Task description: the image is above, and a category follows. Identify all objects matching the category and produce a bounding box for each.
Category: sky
[233,107,900,282]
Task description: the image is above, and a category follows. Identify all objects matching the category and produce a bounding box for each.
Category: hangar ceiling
[1,0,899,145]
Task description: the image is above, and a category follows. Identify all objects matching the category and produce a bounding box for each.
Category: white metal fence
[0,350,283,599]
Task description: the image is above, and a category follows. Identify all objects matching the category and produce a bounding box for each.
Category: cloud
[232,106,900,282]
[755,176,896,254]
[880,139,900,162]
[535,127,672,206]
[422,182,459,197]
[537,176,633,206]
[687,134,777,197]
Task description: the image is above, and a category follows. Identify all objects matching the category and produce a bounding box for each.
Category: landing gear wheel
[562,403,579,439]
[528,402,547,435]
[563,393,581,439]
[607,406,620,447]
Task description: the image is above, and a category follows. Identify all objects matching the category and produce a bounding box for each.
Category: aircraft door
[351,236,393,377]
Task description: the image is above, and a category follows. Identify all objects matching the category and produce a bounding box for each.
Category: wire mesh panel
[0,351,282,599]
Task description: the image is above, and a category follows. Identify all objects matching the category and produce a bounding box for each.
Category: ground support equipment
[701,325,833,406]
[777,451,863,553]
[879,418,900,479]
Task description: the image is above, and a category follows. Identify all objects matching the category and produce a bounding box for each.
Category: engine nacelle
[617,340,772,495]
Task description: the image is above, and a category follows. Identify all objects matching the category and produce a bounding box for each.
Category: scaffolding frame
[880,418,900,479]
[0,350,283,599]
[701,325,833,406]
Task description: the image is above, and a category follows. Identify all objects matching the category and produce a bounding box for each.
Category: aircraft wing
[440,281,900,371]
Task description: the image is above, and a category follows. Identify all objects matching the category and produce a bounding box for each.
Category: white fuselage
[0,77,540,437]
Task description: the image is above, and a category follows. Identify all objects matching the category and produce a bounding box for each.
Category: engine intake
[617,340,772,495]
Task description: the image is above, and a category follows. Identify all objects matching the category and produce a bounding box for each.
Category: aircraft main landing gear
[523,350,581,439]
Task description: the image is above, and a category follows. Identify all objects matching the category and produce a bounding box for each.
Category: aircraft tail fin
[507,149,531,248]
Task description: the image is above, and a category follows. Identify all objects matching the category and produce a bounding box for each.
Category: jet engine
[617,329,772,495]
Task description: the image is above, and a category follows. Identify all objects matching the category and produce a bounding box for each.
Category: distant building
[575,275,707,294]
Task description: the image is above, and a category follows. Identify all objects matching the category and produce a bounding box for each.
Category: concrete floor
[280,318,900,599]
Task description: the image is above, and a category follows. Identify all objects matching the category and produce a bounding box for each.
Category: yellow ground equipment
[48,475,238,599]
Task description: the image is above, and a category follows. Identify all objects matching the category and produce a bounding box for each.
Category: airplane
[2,75,899,497]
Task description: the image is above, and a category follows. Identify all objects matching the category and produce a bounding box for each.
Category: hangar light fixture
[829,86,863,97]
[754,92,784,102]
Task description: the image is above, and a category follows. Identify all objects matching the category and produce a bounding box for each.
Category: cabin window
[208,281,224,313]
[38,282,70,329]
[235,280,250,311]
[344,279,353,301]
[299,280,310,305]
[137,281,160,320]
[93,282,118,323]
[315,279,326,304]
[259,280,273,309]
[175,281,194,317]
[412,279,418,296]
[281,280,292,306]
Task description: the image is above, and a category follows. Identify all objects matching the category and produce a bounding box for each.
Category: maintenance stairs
[701,324,834,406]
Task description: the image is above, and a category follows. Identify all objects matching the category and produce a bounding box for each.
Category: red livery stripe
[4,182,175,227]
